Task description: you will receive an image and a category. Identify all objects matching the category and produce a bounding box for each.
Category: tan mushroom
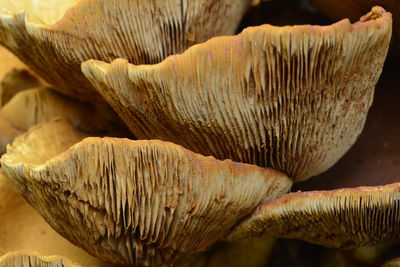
[0,0,254,101]
[82,7,392,181]
[0,85,125,154]
[0,251,81,267]
[0,118,291,265]
[0,68,41,107]
[225,182,400,248]
[310,0,400,57]
[0,170,113,266]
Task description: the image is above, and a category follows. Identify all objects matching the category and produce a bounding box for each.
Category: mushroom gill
[310,0,400,57]
[82,7,392,181]
[0,0,254,101]
[0,119,292,266]
[0,251,80,267]
[0,169,113,267]
[226,182,400,248]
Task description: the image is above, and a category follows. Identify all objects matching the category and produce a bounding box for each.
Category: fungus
[226,182,400,248]
[0,0,254,101]
[0,87,122,154]
[0,169,113,266]
[0,68,41,107]
[310,0,400,57]
[0,251,81,267]
[82,7,392,181]
[0,118,291,265]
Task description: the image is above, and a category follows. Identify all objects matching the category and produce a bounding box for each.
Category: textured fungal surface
[226,182,400,248]
[0,87,119,154]
[311,0,400,57]
[0,169,113,267]
[0,119,292,266]
[0,251,80,267]
[83,7,392,181]
[0,0,253,101]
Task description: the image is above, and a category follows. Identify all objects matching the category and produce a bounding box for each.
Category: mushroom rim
[82,6,392,76]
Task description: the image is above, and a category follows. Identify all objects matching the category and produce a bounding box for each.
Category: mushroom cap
[0,251,81,267]
[0,87,121,154]
[0,0,253,101]
[310,0,400,57]
[0,68,41,107]
[226,182,400,248]
[82,7,392,181]
[0,119,291,266]
[0,169,113,266]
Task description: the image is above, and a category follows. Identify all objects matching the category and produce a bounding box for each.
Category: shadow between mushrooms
[0,118,292,266]
[82,7,392,181]
[0,0,254,101]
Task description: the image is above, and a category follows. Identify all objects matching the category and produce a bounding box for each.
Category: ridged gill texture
[0,251,80,267]
[0,0,253,101]
[82,7,392,181]
[311,0,399,57]
[227,182,400,248]
[0,119,292,266]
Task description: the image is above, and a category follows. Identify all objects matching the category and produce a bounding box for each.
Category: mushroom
[0,118,292,265]
[0,0,255,101]
[0,71,128,154]
[225,61,400,250]
[0,169,113,266]
[82,7,392,181]
[0,68,41,107]
[0,251,81,267]
[310,0,400,57]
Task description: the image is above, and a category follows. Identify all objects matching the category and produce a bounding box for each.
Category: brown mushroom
[82,7,392,181]
[0,251,81,267]
[0,118,291,265]
[0,0,254,101]
[0,86,125,154]
[310,0,400,57]
[225,182,400,248]
[0,68,41,107]
[0,169,113,266]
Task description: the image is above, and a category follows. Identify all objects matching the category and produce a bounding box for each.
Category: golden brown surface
[227,182,400,248]
[0,251,81,267]
[311,0,400,57]
[0,46,25,81]
[0,87,120,154]
[1,119,291,266]
[0,170,114,267]
[0,0,253,101]
[0,69,41,107]
[83,7,392,181]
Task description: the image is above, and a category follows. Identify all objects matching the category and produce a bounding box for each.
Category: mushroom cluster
[0,0,399,266]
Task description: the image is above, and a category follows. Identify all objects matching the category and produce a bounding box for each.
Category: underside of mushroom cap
[311,0,400,57]
[0,0,253,101]
[82,7,392,182]
[0,251,81,267]
[0,168,113,267]
[0,119,292,266]
[226,181,400,248]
